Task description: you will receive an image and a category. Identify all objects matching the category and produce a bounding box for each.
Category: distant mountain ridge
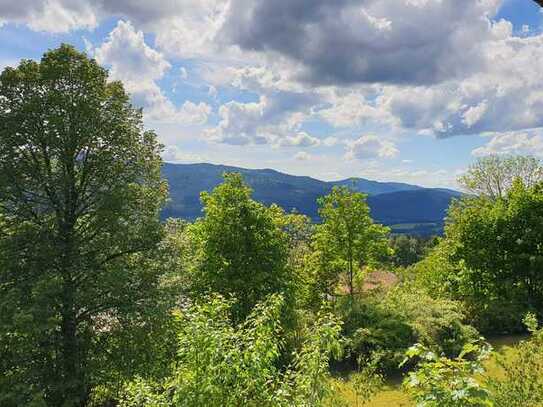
[161,163,461,235]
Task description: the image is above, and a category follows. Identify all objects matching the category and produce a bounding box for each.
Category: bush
[120,294,342,407]
[337,284,478,371]
[402,341,492,407]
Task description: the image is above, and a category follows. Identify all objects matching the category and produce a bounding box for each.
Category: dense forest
[1,45,543,407]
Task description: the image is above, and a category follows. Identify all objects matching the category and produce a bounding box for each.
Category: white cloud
[162,145,203,163]
[278,132,320,148]
[462,100,488,128]
[377,21,543,137]
[345,135,399,161]
[294,151,312,161]
[205,91,317,146]
[6,0,543,172]
[205,97,267,145]
[95,20,170,85]
[0,0,97,33]
[94,20,210,124]
[0,0,227,57]
[223,0,501,86]
[472,130,543,157]
[318,91,389,128]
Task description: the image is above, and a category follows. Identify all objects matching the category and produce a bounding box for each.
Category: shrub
[337,284,478,371]
[402,341,492,407]
[120,294,342,407]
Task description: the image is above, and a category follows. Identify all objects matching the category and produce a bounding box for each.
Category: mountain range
[161,163,462,235]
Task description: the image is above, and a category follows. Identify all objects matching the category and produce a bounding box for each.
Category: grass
[329,334,527,406]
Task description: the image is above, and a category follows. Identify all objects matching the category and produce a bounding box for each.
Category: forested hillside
[162,162,460,234]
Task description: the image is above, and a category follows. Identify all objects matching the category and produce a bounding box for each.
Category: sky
[1,0,543,188]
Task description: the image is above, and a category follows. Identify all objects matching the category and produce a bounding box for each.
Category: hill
[161,163,461,234]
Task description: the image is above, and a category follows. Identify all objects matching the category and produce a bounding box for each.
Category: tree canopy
[0,44,168,406]
[313,186,390,297]
[458,155,543,199]
[188,173,293,321]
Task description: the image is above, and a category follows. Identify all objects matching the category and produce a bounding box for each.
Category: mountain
[161,163,461,235]
[330,178,422,195]
[367,189,463,225]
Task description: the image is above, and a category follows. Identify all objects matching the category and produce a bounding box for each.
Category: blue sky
[1,0,543,187]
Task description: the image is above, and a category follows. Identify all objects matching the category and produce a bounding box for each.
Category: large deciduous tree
[458,155,543,199]
[312,186,390,298]
[0,45,167,406]
[445,179,543,331]
[188,173,292,321]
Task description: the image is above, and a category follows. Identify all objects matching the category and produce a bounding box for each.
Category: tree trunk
[348,257,354,299]
[60,300,86,406]
[57,218,87,406]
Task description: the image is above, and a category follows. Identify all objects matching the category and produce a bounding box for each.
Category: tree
[313,187,390,298]
[0,45,168,405]
[389,235,437,268]
[458,155,543,199]
[188,173,292,321]
[444,180,543,331]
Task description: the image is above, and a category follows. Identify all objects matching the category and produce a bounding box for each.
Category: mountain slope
[330,178,422,195]
[367,188,462,225]
[161,163,460,234]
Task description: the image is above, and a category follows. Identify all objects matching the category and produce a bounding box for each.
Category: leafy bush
[402,341,492,407]
[337,284,478,371]
[120,294,342,407]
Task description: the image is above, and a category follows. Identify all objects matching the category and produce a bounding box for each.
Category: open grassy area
[330,334,527,406]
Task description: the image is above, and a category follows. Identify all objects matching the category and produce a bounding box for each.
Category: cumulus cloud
[205,90,318,146]
[95,20,171,84]
[94,20,210,124]
[376,20,543,137]
[162,145,204,163]
[278,132,320,148]
[6,0,543,151]
[472,130,543,157]
[345,135,399,160]
[318,91,389,128]
[0,0,227,57]
[0,0,97,32]
[222,0,500,86]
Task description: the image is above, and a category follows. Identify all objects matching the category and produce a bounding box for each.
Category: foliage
[313,186,390,297]
[0,45,168,405]
[444,180,543,331]
[486,313,543,407]
[349,358,385,406]
[389,235,438,268]
[458,155,543,199]
[187,173,293,321]
[119,295,342,407]
[337,284,478,371]
[409,239,464,297]
[402,341,492,407]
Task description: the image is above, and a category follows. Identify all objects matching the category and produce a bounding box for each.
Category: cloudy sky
[1,0,542,187]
